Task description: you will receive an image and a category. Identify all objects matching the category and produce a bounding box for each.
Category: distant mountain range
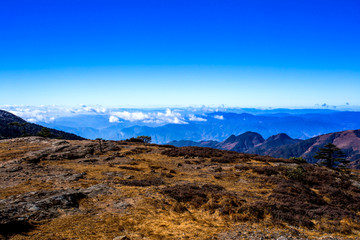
[169,129,360,169]
[36,110,360,144]
[0,110,84,140]
[2,108,360,168]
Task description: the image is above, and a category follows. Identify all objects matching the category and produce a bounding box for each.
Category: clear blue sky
[1,0,359,107]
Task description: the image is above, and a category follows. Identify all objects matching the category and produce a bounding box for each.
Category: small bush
[161,183,225,208]
[286,166,306,181]
[289,157,307,163]
[234,165,250,171]
[118,166,141,171]
[252,166,282,176]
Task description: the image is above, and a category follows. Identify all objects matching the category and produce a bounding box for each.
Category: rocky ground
[0,137,359,239]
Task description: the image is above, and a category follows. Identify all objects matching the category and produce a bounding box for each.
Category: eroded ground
[0,137,360,239]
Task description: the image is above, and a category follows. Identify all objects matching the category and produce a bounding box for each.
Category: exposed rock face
[0,109,84,140]
[0,189,86,224]
[0,184,112,228]
[19,140,97,163]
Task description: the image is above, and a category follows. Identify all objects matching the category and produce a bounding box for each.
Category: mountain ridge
[168,129,360,168]
[35,110,360,143]
[0,110,84,140]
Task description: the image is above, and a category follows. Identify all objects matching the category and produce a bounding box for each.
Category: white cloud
[111,111,149,121]
[109,109,187,124]
[109,116,120,123]
[188,114,207,122]
[0,105,193,125]
[7,108,49,123]
[0,105,109,123]
[214,115,224,120]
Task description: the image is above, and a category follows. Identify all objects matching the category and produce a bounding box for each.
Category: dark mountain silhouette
[0,110,84,140]
[168,131,265,152]
[269,129,360,166]
[216,131,265,152]
[168,129,360,168]
[246,133,301,155]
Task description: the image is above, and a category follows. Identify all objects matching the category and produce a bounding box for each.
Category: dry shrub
[160,144,176,149]
[161,183,266,222]
[268,182,325,227]
[315,218,360,234]
[249,154,295,163]
[263,164,360,230]
[162,147,225,158]
[161,183,225,207]
[230,162,360,230]
[285,166,306,181]
[251,166,284,176]
[118,166,141,171]
[234,165,250,171]
[211,155,238,163]
[117,178,164,187]
[124,147,152,156]
[162,146,250,163]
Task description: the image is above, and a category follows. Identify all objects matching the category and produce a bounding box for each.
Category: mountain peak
[219,131,265,152]
[267,133,292,141]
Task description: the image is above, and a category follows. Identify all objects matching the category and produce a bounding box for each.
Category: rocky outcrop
[0,184,112,226]
[18,139,99,163]
[0,189,85,225]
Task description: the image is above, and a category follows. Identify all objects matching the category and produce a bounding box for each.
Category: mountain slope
[1,138,360,239]
[270,129,360,166]
[0,110,84,140]
[168,129,360,168]
[246,133,301,155]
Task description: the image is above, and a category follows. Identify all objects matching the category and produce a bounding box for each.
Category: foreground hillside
[1,137,360,239]
[0,110,84,140]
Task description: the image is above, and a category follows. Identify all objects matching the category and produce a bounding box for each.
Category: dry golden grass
[1,139,360,239]
[0,180,56,199]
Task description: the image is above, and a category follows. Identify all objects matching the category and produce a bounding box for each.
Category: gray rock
[0,183,112,226]
[21,149,52,163]
[80,184,112,198]
[103,171,124,177]
[52,140,69,146]
[113,201,132,210]
[65,172,86,182]
[5,166,23,172]
[113,236,130,240]
[350,179,360,189]
[0,189,86,224]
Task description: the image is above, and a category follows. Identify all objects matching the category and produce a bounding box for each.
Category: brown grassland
[0,137,360,239]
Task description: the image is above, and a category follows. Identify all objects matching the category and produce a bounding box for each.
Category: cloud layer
[110,109,187,124]
[0,105,220,126]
